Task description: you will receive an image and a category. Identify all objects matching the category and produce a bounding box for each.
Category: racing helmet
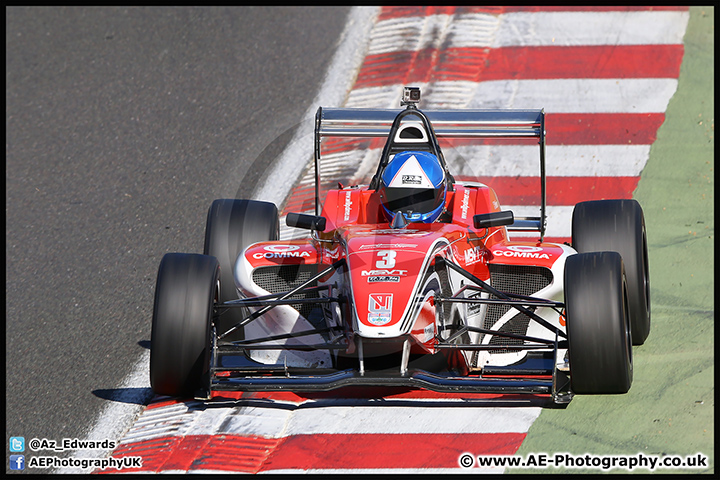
[378,151,447,223]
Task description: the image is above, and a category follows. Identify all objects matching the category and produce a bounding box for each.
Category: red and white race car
[150,87,650,405]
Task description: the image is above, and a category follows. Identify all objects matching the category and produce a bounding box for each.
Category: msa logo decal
[492,245,550,260]
[343,190,353,221]
[368,293,393,325]
[388,155,434,188]
[253,244,311,259]
[402,174,422,185]
[460,189,471,219]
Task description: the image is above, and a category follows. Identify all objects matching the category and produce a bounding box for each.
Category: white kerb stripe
[283,405,541,436]
[467,79,679,113]
[493,10,690,47]
[368,10,689,52]
[350,79,679,113]
[115,401,542,443]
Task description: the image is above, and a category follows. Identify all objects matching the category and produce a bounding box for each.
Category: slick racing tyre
[571,199,650,345]
[564,252,633,394]
[204,199,279,342]
[150,253,219,397]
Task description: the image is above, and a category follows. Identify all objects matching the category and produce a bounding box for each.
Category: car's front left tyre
[150,253,219,397]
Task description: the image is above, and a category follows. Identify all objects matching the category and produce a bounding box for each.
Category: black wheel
[572,199,650,345]
[150,253,219,397]
[564,252,633,394]
[204,199,279,341]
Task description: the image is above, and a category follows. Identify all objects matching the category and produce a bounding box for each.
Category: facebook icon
[10,455,25,470]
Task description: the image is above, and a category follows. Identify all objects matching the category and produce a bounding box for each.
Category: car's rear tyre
[564,252,633,394]
[150,253,219,397]
[572,199,650,345]
[204,199,279,341]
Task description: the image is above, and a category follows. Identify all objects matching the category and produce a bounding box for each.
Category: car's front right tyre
[572,199,650,345]
[564,251,633,394]
[204,199,279,342]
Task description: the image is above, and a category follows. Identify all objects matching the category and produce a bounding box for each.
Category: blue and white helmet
[379,151,447,223]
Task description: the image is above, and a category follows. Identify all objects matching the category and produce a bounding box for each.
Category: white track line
[63,351,151,473]
[253,7,380,208]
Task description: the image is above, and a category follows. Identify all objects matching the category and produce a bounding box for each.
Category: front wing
[205,258,572,404]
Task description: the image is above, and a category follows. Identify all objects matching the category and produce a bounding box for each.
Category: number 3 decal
[376,250,397,269]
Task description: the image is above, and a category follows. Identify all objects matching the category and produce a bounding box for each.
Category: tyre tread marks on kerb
[564,251,632,395]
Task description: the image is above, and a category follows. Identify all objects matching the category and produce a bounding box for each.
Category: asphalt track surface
[6,6,350,474]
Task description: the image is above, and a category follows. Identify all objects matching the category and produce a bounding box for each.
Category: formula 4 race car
[150,87,650,405]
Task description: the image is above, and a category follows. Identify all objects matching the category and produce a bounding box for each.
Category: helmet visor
[380,185,444,215]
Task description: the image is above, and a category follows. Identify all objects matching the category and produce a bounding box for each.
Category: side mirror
[286,212,327,232]
[473,211,514,229]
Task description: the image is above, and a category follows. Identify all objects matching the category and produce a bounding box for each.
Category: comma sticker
[492,245,550,259]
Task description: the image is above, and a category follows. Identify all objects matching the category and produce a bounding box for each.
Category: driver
[378,150,447,223]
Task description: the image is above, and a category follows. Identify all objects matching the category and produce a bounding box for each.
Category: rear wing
[313,107,547,240]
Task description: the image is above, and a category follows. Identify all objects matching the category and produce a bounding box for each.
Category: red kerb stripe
[99,435,282,474]
[438,113,666,146]
[355,45,683,88]
[478,45,684,81]
[100,432,526,473]
[260,432,527,471]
